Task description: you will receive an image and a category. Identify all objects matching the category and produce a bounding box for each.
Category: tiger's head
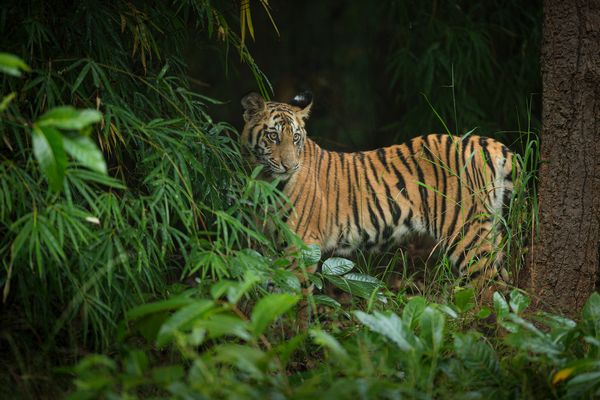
[240,91,312,180]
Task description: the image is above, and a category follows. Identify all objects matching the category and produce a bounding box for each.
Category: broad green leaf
[536,312,577,330]
[584,336,600,347]
[420,306,445,352]
[321,257,354,276]
[210,280,237,300]
[343,273,381,284]
[476,306,493,319]
[156,300,214,347]
[313,294,341,309]
[505,334,559,356]
[453,332,500,375]
[0,52,30,77]
[228,270,261,304]
[437,304,459,319]
[454,287,475,313]
[32,126,67,191]
[251,293,299,336]
[126,296,196,320]
[506,313,544,337]
[354,311,420,352]
[301,243,321,265]
[310,329,349,361]
[196,314,251,341]
[272,269,301,291]
[63,135,107,174]
[493,292,509,319]
[509,289,530,314]
[213,344,268,378]
[402,296,427,328]
[567,370,600,386]
[325,274,381,300]
[582,292,600,337]
[37,106,101,130]
[309,274,323,290]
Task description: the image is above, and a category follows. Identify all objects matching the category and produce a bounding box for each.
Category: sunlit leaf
[32,125,67,191]
[301,243,321,265]
[420,306,445,352]
[313,294,341,310]
[493,292,509,319]
[63,134,107,174]
[0,52,31,76]
[321,257,354,276]
[509,289,530,314]
[250,293,299,336]
[156,300,214,347]
[402,296,427,328]
[355,310,420,352]
[37,106,102,130]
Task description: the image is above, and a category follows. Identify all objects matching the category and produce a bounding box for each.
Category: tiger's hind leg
[448,218,509,301]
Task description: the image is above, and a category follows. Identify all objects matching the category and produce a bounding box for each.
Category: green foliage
[319,256,384,302]
[65,288,600,399]
[0,0,284,356]
[32,107,105,191]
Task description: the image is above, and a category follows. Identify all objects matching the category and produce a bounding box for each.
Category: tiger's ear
[289,91,313,120]
[241,92,266,122]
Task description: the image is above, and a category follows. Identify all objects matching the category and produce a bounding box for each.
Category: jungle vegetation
[1,1,598,399]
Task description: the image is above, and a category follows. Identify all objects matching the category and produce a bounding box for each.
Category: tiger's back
[241,92,519,282]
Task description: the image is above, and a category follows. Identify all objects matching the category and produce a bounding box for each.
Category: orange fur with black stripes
[241,92,519,282]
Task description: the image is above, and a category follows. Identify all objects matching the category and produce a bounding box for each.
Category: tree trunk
[528,0,600,315]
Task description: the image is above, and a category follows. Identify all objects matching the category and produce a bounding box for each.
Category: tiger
[240,91,519,286]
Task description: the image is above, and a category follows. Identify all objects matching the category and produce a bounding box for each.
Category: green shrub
[65,279,600,399]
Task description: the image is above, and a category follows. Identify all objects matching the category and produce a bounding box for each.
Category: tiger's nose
[282,162,299,172]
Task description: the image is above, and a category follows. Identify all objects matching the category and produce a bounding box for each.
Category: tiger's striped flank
[241,92,519,283]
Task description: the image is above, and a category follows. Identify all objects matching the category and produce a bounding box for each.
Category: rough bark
[528,0,600,315]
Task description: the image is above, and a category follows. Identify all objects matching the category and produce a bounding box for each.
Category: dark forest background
[194,1,541,150]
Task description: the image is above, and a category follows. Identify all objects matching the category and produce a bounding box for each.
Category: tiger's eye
[267,132,279,142]
[293,133,301,143]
